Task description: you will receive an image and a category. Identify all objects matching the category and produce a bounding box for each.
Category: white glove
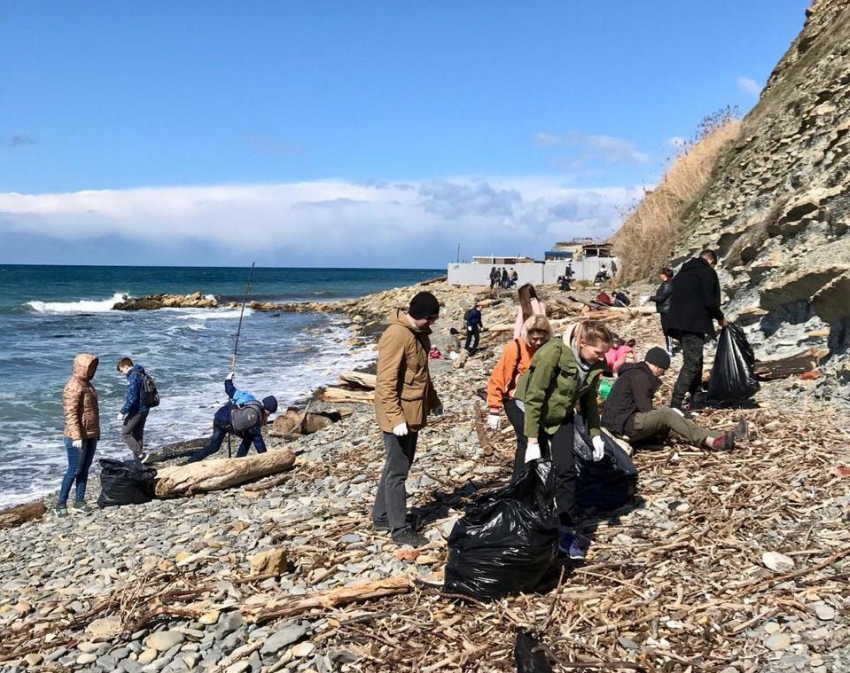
[226,371,235,381]
[672,408,685,417]
[592,436,605,462]
[72,439,83,449]
[431,405,444,417]
[116,412,125,422]
[487,413,501,431]
[525,440,542,463]
[392,422,409,437]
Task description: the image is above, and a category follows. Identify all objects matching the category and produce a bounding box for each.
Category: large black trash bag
[97,459,157,508]
[444,461,558,601]
[514,630,553,673]
[574,416,638,511]
[707,324,760,402]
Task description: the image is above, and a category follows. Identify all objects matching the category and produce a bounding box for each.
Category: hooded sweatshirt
[63,353,100,440]
[121,364,149,417]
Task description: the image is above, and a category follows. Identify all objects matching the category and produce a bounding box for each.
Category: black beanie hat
[408,291,440,320]
[262,396,278,414]
[645,347,671,371]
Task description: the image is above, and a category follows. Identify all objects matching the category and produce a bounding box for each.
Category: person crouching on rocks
[486,315,553,481]
[372,291,443,549]
[601,347,748,451]
[57,353,100,517]
[514,320,614,560]
[187,373,278,463]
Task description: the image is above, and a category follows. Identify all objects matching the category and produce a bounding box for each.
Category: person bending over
[188,374,278,463]
[486,315,553,481]
[515,320,614,560]
[602,347,747,450]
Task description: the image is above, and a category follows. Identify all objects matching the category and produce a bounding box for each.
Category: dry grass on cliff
[613,110,742,284]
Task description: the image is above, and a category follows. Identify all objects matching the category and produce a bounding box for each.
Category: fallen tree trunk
[754,348,823,381]
[0,502,47,529]
[155,448,296,497]
[319,387,374,404]
[338,371,376,390]
[242,576,412,623]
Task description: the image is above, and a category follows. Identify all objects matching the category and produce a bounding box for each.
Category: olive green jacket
[514,336,604,439]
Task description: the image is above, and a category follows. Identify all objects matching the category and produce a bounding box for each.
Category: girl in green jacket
[515,320,614,559]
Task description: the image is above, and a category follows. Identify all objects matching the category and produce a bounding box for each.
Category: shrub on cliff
[613,108,742,284]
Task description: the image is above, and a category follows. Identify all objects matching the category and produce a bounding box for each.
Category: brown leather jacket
[374,310,441,433]
[63,353,100,440]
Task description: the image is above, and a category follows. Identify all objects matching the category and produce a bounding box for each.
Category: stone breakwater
[2,281,849,672]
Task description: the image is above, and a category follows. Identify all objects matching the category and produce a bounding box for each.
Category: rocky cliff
[671,0,850,403]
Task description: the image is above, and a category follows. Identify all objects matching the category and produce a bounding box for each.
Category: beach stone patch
[765,633,792,651]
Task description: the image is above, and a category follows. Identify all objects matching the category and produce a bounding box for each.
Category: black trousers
[121,411,148,459]
[465,326,480,352]
[671,332,706,409]
[372,431,419,535]
[540,417,579,528]
[659,313,673,353]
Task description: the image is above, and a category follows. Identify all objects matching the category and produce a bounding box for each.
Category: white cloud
[0,178,643,266]
[535,131,650,166]
[737,76,762,97]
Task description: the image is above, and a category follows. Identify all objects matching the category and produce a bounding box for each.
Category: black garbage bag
[514,630,553,673]
[707,324,760,402]
[97,459,157,508]
[444,461,558,601]
[574,416,638,511]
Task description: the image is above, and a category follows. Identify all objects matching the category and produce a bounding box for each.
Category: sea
[0,265,440,508]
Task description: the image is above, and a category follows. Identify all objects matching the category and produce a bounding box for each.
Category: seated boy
[602,348,747,450]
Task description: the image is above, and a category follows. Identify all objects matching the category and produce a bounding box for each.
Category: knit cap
[408,291,440,320]
[645,347,671,371]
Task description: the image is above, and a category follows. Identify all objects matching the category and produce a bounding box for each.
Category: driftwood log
[338,371,377,390]
[155,448,296,497]
[754,348,823,381]
[473,401,494,456]
[0,502,47,530]
[319,387,374,404]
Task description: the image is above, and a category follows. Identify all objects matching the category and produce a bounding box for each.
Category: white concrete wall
[447,257,618,286]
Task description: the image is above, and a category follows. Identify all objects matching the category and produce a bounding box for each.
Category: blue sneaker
[558,528,585,560]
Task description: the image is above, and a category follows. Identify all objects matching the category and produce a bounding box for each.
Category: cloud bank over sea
[0,178,642,267]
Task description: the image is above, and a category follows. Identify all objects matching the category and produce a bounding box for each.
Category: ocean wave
[172,308,253,320]
[26,292,129,314]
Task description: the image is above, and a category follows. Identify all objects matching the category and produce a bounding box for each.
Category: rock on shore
[113,292,220,311]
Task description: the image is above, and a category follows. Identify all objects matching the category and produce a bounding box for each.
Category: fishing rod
[228,262,255,457]
[231,262,256,373]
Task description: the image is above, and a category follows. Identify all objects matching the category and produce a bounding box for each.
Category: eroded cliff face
[672,0,850,402]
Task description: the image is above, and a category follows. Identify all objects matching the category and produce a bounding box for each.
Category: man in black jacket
[464,303,483,353]
[666,250,727,410]
[650,267,675,354]
[602,348,744,450]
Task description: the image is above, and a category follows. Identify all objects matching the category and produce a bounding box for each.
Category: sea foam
[26,292,128,314]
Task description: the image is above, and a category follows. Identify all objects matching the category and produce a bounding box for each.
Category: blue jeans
[58,437,97,507]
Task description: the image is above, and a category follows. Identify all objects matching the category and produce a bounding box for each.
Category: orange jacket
[486,339,534,411]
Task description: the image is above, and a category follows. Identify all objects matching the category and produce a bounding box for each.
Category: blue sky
[0,1,808,267]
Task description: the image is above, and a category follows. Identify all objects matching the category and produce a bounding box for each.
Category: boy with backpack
[187,373,278,463]
[117,357,159,463]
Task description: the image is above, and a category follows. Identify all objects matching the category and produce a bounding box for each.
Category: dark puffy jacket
[650,279,673,314]
[666,257,724,337]
[601,363,661,436]
[465,307,482,329]
[213,379,265,447]
[121,365,149,417]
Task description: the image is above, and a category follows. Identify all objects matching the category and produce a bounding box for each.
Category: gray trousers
[631,407,712,447]
[372,431,418,535]
[121,412,148,458]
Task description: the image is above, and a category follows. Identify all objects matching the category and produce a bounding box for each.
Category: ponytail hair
[575,320,615,348]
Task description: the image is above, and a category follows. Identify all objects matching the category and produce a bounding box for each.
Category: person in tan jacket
[57,353,101,516]
[372,291,442,548]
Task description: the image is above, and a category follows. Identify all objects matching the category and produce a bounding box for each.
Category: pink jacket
[605,344,633,375]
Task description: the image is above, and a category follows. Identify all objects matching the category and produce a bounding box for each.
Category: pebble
[262,624,308,655]
[762,552,794,572]
[76,652,98,665]
[812,603,836,621]
[764,622,782,634]
[146,630,185,652]
[24,654,43,667]
[198,610,220,625]
[292,642,315,658]
[765,633,791,651]
[138,649,159,664]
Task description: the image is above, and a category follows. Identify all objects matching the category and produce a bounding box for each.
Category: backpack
[231,400,264,432]
[139,371,160,408]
